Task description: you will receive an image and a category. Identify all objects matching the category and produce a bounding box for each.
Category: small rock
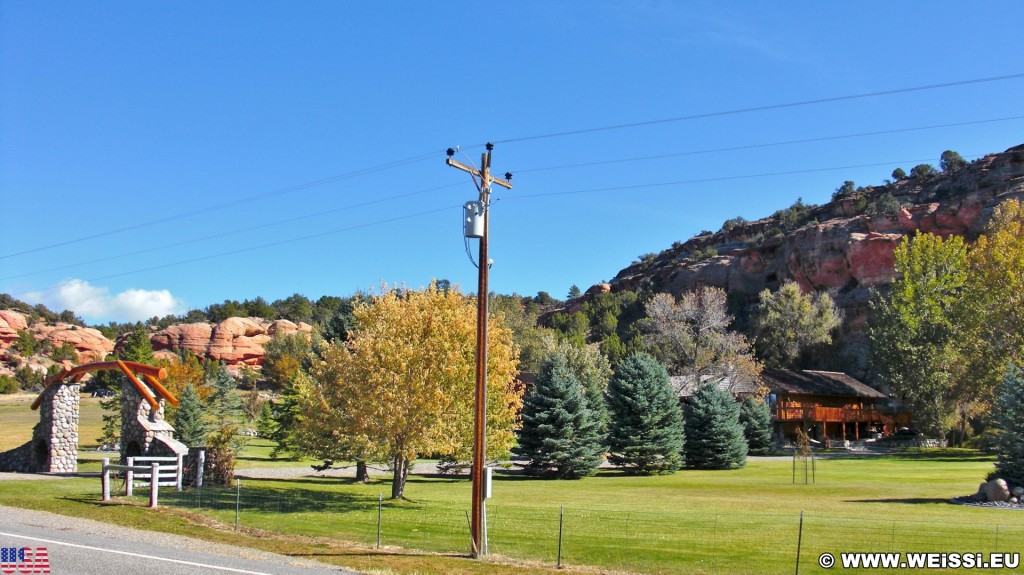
[1012,487,1024,497]
[1010,497,1019,504]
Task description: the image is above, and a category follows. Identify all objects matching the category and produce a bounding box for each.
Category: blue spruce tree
[606,353,684,474]
[684,382,748,469]
[516,352,606,479]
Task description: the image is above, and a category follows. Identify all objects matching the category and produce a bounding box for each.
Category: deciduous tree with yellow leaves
[299,283,521,499]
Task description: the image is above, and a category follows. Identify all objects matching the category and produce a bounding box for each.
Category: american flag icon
[0,547,50,574]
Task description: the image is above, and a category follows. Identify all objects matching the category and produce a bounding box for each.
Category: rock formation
[563,144,1024,374]
[146,317,312,366]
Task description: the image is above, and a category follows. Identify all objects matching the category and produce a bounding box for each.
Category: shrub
[0,375,18,394]
[910,164,938,179]
[892,167,907,180]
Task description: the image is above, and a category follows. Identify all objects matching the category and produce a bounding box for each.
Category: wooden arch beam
[32,360,174,411]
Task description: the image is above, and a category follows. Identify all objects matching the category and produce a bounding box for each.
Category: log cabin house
[762,369,912,443]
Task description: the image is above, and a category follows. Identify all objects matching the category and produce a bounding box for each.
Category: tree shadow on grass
[845,497,953,505]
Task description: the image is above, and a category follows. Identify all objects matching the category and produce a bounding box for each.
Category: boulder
[984,478,1011,503]
[0,309,30,347]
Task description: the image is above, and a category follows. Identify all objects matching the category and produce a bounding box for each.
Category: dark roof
[761,369,886,399]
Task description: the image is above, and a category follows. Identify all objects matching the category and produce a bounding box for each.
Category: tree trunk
[391,454,407,499]
[356,460,369,483]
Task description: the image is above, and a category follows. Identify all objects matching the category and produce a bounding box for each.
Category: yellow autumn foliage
[299,283,521,496]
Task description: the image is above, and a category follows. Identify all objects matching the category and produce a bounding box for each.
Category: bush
[910,164,938,179]
[0,375,18,394]
[892,167,907,180]
[866,192,902,217]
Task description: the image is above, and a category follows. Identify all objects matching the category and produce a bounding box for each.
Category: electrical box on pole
[464,201,485,238]
[483,466,493,499]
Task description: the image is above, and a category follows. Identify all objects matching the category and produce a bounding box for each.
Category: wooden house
[761,369,912,443]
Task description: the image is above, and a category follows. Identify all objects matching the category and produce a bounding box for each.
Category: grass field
[3,391,1022,574]
[2,446,1021,574]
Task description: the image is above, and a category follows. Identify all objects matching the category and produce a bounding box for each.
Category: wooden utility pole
[446,143,512,557]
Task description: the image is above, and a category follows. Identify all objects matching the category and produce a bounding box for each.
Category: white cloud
[24,279,185,323]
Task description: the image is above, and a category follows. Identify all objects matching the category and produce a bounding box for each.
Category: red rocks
[149,317,312,366]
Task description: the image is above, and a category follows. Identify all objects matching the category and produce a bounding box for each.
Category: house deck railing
[774,406,911,425]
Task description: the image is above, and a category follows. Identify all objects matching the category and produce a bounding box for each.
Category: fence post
[235,478,240,531]
[176,453,184,492]
[794,510,804,575]
[100,458,109,499]
[195,448,205,488]
[126,456,134,497]
[557,505,564,569]
[377,492,382,549]
[149,462,159,509]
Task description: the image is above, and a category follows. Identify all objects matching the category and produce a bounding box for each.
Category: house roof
[670,374,761,398]
[761,369,886,399]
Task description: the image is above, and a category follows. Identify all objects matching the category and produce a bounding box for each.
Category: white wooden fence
[100,454,183,509]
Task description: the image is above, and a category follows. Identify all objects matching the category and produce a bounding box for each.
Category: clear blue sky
[2,1,1022,324]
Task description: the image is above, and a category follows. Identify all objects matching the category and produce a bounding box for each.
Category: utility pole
[446,143,512,558]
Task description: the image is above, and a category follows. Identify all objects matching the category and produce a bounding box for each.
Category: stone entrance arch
[0,360,187,473]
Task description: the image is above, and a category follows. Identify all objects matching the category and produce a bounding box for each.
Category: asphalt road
[0,506,354,575]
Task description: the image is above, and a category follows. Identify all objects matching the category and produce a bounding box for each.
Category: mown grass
[2,451,1021,574]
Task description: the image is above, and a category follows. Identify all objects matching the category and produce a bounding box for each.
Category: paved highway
[1,506,353,575]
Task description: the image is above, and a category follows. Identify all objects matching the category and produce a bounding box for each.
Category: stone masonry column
[33,383,80,473]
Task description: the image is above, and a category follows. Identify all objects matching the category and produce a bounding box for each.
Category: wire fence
[129,481,1024,574]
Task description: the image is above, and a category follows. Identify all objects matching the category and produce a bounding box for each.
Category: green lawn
[2,450,1020,575]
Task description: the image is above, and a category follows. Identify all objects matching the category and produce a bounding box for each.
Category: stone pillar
[120,380,187,463]
[34,383,80,473]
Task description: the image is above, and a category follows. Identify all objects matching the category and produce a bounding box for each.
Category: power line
[506,155,984,201]
[492,72,1024,145]
[13,203,460,298]
[511,116,1024,174]
[12,152,984,298]
[0,150,442,260]
[0,182,463,282]
[7,72,1019,261]
[9,115,1019,283]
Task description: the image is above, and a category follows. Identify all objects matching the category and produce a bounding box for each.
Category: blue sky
[2,1,1022,324]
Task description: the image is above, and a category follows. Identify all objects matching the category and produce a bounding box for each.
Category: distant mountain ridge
[565,144,1024,374]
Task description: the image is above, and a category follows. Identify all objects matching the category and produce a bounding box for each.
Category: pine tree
[994,364,1024,486]
[516,352,606,479]
[173,383,209,447]
[739,397,775,456]
[684,382,748,469]
[97,325,156,448]
[606,353,684,474]
[206,362,243,426]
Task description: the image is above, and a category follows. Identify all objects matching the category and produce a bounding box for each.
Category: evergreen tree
[97,325,156,447]
[206,362,243,426]
[172,384,209,447]
[516,353,606,479]
[994,364,1024,486]
[683,383,747,469]
[739,397,775,455]
[606,353,684,474]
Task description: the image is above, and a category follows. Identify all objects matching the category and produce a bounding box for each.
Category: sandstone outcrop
[0,309,114,364]
[147,317,312,366]
[565,144,1024,374]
